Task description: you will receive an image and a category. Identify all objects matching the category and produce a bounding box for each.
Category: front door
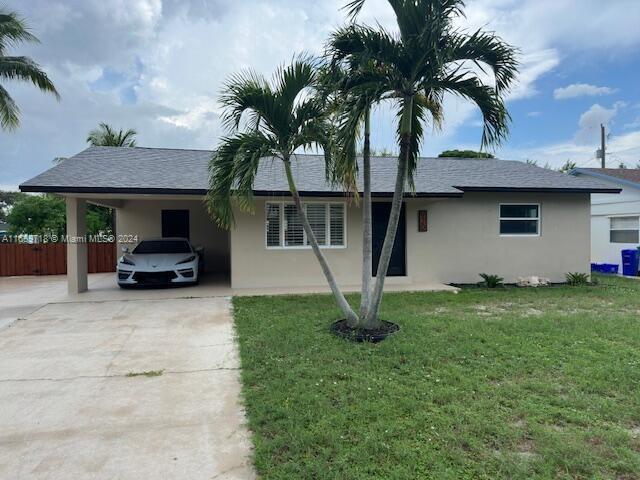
[161,210,190,239]
[372,202,406,276]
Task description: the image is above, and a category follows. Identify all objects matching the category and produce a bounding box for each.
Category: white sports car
[117,238,201,287]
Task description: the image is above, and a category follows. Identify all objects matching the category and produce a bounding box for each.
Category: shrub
[479,273,504,288]
[566,272,590,286]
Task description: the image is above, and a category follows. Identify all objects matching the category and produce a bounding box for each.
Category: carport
[19,146,232,294]
[58,194,231,294]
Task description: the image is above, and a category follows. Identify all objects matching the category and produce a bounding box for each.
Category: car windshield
[132,240,191,254]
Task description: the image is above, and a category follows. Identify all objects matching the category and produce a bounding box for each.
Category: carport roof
[20,146,619,196]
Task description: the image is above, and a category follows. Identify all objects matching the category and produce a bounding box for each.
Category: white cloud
[503,129,640,169]
[574,102,626,145]
[554,83,616,100]
[501,102,640,169]
[3,0,640,189]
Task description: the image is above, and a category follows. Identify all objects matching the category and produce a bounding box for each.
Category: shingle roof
[577,168,640,186]
[20,146,619,196]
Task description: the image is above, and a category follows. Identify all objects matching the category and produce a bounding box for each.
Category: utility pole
[600,124,606,168]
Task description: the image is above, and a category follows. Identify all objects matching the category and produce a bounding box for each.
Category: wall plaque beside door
[418,210,428,232]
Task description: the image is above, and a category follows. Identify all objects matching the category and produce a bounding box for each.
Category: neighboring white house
[572,168,640,266]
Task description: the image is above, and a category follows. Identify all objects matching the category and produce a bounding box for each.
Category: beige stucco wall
[405,192,590,284]
[230,197,363,288]
[109,192,590,287]
[230,192,591,288]
[115,199,230,274]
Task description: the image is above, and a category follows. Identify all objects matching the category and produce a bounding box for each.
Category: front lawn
[233,275,640,479]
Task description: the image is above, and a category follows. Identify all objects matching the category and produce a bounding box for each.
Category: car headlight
[120,256,135,266]
[176,255,196,265]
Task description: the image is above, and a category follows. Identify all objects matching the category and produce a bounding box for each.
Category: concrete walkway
[0,296,255,479]
[1,273,457,325]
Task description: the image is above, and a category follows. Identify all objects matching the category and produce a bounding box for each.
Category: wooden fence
[0,242,117,276]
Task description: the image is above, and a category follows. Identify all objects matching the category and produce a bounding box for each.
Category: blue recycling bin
[621,249,640,276]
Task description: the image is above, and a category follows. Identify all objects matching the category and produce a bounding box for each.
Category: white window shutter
[306,204,327,245]
[284,204,304,246]
[266,203,281,247]
[329,204,345,246]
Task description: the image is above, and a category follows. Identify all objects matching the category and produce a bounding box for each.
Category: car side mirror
[121,246,130,254]
[194,245,204,253]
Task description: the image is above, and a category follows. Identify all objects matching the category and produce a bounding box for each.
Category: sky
[1,0,640,191]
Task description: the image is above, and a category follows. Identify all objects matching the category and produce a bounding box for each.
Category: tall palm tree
[0,8,59,130]
[321,64,377,321]
[207,58,359,323]
[329,0,518,327]
[87,123,137,147]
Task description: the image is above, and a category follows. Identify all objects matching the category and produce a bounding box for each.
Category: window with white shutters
[265,202,346,249]
[329,204,345,246]
[306,204,327,245]
[284,204,304,247]
[266,203,281,247]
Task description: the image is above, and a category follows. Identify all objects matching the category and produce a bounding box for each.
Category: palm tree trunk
[364,96,413,325]
[283,157,358,324]
[359,107,372,322]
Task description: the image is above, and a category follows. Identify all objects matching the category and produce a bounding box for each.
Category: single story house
[571,168,640,267]
[20,146,618,293]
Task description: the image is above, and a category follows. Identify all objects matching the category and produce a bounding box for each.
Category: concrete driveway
[0,296,255,479]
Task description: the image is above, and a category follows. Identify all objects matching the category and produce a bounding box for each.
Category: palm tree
[0,8,59,130]
[87,123,137,147]
[322,64,377,321]
[207,58,359,324]
[329,0,518,328]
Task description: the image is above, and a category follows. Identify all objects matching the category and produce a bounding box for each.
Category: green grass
[232,274,640,479]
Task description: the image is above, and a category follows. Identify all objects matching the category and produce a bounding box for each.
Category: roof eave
[19,185,464,198]
[456,186,622,194]
[21,184,618,196]
[19,185,209,195]
[572,169,640,191]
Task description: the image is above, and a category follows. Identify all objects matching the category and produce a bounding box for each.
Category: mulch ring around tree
[330,319,400,343]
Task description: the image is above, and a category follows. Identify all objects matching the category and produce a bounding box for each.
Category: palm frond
[0,10,38,53]
[206,131,277,228]
[446,29,519,94]
[0,83,18,130]
[393,95,426,190]
[87,123,137,147]
[342,0,367,20]
[332,93,371,193]
[329,24,406,76]
[118,129,137,147]
[274,55,318,113]
[437,75,510,148]
[0,56,59,99]
[219,69,272,132]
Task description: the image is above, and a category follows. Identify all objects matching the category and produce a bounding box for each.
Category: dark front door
[161,210,190,239]
[372,202,406,276]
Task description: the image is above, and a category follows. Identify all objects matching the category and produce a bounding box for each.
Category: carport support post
[66,197,88,294]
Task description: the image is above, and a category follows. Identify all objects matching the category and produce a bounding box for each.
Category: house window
[499,204,540,236]
[265,202,346,248]
[610,216,639,243]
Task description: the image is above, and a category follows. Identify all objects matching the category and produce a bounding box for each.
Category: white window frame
[609,215,640,244]
[499,203,541,237]
[265,201,347,250]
